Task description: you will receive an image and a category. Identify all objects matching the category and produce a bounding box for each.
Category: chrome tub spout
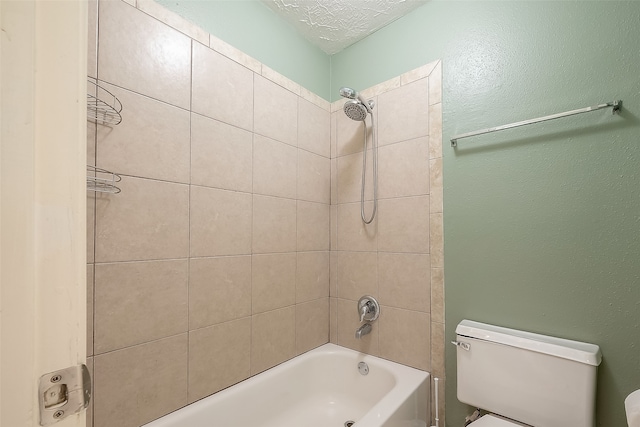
[355,323,372,339]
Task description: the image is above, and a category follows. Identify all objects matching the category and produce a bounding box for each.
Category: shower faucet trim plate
[357,295,380,322]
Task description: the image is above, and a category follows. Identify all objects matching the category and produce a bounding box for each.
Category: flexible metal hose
[360,111,377,224]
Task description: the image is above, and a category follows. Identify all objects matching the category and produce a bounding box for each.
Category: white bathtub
[144,343,430,427]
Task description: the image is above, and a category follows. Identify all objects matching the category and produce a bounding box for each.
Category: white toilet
[454,320,602,427]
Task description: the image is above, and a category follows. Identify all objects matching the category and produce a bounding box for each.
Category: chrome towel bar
[450,100,622,147]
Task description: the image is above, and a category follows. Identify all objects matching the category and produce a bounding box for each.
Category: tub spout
[355,323,372,339]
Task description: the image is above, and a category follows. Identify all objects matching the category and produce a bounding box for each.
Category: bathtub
[144,343,430,427]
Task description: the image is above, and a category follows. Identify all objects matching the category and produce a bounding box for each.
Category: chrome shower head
[343,100,368,121]
[340,86,373,120]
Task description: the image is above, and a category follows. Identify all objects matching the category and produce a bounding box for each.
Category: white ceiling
[261,0,428,55]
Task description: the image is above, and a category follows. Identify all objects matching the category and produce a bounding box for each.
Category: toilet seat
[467,414,529,427]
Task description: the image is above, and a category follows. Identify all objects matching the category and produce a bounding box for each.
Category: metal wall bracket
[451,340,471,351]
[39,364,91,426]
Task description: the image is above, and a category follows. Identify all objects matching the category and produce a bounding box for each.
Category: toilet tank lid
[456,320,602,366]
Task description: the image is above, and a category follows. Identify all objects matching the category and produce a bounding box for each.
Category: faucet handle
[357,295,380,323]
[359,304,368,322]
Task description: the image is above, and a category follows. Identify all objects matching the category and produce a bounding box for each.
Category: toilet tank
[455,320,602,427]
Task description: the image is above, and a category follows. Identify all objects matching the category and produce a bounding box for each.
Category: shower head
[343,100,368,121]
[340,86,373,120]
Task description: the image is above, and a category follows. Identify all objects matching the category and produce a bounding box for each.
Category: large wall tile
[331,158,337,205]
[93,334,188,427]
[330,251,338,297]
[251,307,295,374]
[431,267,444,323]
[378,196,430,253]
[253,134,297,198]
[87,193,95,263]
[337,251,378,301]
[253,195,296,254]
[94,259,188,354]
[298,149,331,203]
[330,297,338,344]
[430,213,444,267]
[335,104,368,156]
[188,318,251,403]
[252,253,296,314]
[189,256,251,329]
[330,111,338,159]
[98,0,191,109]
[87,120,96,166]
[96,83,190,183]
[330,204,337,251]
[378,253,430,312]
[337,202,377,251]
[254,75,297,146]
[191,42,253,131]
[191,113,253,192]
[378,137,430,199]
[297,201,330,252]
[296,298,329,354]
[428,103,443,159]
[95,177,189,262]
[377,78,429,145]
[337,150,374,203]
[378,307,430,371]
[88,0,97,78]
[87,264,94,357]
[296,251,330,302]
[190,186,252,257]
[298,98,330,157]
[429,157,443,213]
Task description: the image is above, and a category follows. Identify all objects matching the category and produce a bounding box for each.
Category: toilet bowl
[454,320,602,427]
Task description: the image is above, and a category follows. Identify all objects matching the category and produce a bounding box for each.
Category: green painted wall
[333,2,640,426]
[155,0,330,100]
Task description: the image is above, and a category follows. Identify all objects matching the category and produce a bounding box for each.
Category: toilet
[454,320,602,427]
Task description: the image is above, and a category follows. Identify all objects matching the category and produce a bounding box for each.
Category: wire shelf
[87,165,121,194]
[87,78,122,125]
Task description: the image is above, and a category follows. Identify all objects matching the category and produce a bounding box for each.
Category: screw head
[50,375,62,383]
[53,410,64,419]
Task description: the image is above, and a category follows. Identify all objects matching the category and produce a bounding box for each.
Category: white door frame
[1,1,87,426]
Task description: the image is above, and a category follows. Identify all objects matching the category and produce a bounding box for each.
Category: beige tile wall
[87,1,330,426]
[87,1,443,427]
[329,60,445,426]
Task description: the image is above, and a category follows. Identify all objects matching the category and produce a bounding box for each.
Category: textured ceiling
[261,0,428,55]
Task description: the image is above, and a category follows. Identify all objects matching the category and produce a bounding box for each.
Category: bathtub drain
[344,421,355,427]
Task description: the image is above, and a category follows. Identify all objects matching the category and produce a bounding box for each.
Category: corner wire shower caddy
[87,78,122,194]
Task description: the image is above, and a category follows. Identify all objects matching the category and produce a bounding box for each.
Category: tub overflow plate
[357,362,369,375]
